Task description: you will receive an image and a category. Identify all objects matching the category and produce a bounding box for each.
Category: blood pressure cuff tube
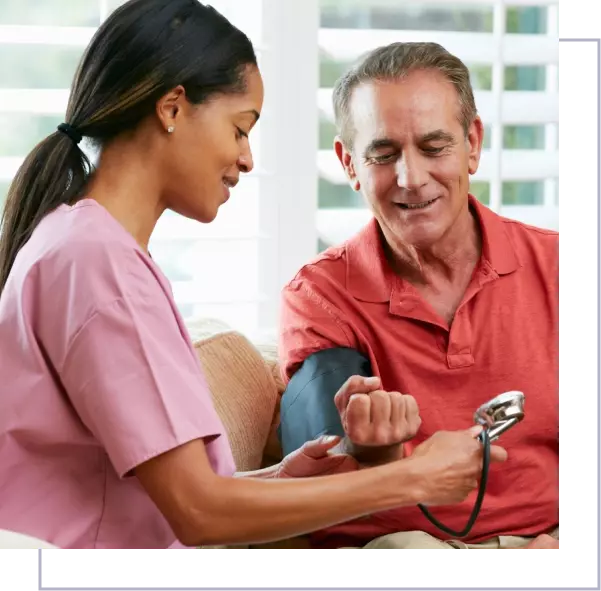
[278,347,372,457]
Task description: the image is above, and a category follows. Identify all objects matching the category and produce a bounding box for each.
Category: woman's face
[158,65,264,223]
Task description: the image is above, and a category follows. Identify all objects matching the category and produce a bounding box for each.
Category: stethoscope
[417,391,526,538]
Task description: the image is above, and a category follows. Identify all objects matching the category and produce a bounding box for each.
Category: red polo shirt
[279,196,558,547]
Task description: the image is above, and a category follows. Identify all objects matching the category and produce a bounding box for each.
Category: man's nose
[395,153,427,190]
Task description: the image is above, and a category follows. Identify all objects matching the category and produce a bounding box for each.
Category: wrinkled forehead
[348,72,463,147]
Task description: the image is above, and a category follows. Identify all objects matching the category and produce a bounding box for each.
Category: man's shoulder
[285,242,349,291]
[500,215,558,240]
[499,215,558,260]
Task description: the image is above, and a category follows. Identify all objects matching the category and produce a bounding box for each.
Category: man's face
[336,70,483,251]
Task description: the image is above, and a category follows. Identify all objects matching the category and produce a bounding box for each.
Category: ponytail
[0,128,92,293]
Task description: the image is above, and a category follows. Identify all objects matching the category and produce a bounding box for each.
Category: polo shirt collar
[471,195,521,276]
[346,195,521,303]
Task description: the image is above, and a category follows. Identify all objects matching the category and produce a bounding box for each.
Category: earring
[167,126,175,133]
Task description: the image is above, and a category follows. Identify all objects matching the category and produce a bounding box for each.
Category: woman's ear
[156,85,186,133]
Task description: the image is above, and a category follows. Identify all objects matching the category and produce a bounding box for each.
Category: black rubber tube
[417,429,491,538]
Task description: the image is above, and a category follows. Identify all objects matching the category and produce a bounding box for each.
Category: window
[0,0,320,337]
[1,1,558,334]
[316,0,559,248]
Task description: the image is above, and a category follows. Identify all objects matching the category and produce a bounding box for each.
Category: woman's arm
[235,464,278,479]
[135,427,507,547]
[135,438,414,547]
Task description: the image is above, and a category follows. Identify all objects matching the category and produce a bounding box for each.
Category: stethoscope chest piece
[474,391,525,442]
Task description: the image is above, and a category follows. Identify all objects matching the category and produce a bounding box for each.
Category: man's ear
[334,136,361,192]
[467,116,485,175]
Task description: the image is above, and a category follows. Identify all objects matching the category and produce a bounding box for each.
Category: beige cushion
[193,331,279,472]
[252,341,285,466]
[192,327,309,549]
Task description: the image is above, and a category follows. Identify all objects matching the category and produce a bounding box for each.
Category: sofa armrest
[193,331,311,550]
[194,331,279,473]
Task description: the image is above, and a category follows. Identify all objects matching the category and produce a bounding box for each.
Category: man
[278,42,558,549]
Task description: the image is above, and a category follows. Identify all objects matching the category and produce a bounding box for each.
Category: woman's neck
[84,141,165,252]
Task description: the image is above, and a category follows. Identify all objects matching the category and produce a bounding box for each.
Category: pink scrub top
[0,199,236,548]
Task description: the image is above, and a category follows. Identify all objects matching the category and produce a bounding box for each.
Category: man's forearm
[336,437,404,466]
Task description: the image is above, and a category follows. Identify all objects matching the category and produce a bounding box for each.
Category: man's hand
[276,436,359,479]
[334,375,421,448]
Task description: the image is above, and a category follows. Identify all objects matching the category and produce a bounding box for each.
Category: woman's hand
[276,435,359,479]
[406,426,508,506]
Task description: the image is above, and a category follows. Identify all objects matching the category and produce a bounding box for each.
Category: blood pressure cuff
[278,347,372,457]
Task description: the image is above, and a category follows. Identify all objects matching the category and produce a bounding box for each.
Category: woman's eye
[236,127,248,139]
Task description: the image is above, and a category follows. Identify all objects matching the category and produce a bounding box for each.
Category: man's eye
[369,153,396,164]
[422,146,445,155]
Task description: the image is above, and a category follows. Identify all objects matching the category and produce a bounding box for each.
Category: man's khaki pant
[350,527,559,549]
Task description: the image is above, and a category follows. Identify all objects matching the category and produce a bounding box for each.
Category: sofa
[190,319,311,549]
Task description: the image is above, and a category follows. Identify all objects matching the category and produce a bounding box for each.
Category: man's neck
[383,205,482,289]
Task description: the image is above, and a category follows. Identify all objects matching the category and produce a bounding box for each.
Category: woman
[0,0,505,549]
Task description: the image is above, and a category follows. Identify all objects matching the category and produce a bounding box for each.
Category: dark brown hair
[0,0,256,293]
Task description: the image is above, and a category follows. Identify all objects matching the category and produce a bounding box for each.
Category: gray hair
[332,42,477,149]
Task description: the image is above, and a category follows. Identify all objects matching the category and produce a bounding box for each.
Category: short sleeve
[60,295,228,478]
[279,278,354,383]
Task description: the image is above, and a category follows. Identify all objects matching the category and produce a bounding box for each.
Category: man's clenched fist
[334,375,421,447]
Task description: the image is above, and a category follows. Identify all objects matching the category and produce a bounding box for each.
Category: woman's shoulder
[2,201,181,376]
[38,200,141,260]
[21,200,167,311]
